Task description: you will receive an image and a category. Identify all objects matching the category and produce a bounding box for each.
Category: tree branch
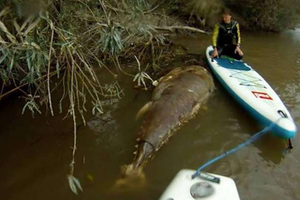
[153,25,211,35]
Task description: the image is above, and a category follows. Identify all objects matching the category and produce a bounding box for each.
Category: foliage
[0,0,174,194]
[166,0,223,27]
[67,175,83,195]
[100,25,123,55]
[168,0,300,31]
[133,56,154,89]
[225,0,300,31]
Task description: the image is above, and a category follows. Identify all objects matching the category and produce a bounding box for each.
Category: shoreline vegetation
[0,0,299,194]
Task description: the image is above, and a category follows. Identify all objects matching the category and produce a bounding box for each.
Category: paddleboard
[206,46,296,139]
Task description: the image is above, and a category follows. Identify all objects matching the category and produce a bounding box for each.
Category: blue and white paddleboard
[206,46,296,139]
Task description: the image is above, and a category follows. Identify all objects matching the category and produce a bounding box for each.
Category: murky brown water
[1,29,300,200]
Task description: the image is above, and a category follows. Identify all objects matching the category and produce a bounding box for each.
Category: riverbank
[1,0,300,108]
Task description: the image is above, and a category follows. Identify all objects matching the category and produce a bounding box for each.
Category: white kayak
[206,46,296,139]
[159,169,240,200]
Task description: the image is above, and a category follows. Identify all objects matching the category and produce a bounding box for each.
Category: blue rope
[191,119,280,179]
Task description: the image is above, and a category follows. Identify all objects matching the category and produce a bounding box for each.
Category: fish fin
[152,80,159,86]
[136,102,152,120]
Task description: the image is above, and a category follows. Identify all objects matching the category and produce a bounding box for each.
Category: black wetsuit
[212,20,243,60]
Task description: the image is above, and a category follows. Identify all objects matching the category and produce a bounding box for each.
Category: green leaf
[67,175,83,195]
[24,17,41,35]
[9,55,14,71]
[0,50,8,64]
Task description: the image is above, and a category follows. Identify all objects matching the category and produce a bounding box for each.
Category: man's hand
[211,48,219,58]
[235,46,243,56]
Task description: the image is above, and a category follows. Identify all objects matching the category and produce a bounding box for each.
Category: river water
[1,29,300,200]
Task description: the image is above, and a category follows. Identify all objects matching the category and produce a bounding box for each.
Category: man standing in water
[211,9,243,60]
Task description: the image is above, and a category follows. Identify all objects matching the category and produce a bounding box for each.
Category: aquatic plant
[133,56,154,89]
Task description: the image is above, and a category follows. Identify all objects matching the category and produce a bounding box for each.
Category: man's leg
[222,45,243,60]
[216,46,224,57]
[232,46,243,60]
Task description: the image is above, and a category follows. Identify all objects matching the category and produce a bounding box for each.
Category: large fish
[117,66,214,186]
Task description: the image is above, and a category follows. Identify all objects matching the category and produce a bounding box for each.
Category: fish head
[113,164,146,191]
[134,141,156,169]
[113,141,155,190]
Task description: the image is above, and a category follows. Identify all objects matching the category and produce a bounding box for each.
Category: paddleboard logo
[252,91,273,100]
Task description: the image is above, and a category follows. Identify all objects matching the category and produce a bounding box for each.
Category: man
[211,9,243,60]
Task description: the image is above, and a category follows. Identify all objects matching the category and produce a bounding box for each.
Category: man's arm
[212,24,219,48]
[211,24,219,58]
[236,23,241,46]
[235,23,243,56]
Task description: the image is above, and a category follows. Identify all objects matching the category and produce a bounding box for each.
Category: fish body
[118,66,214,184]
